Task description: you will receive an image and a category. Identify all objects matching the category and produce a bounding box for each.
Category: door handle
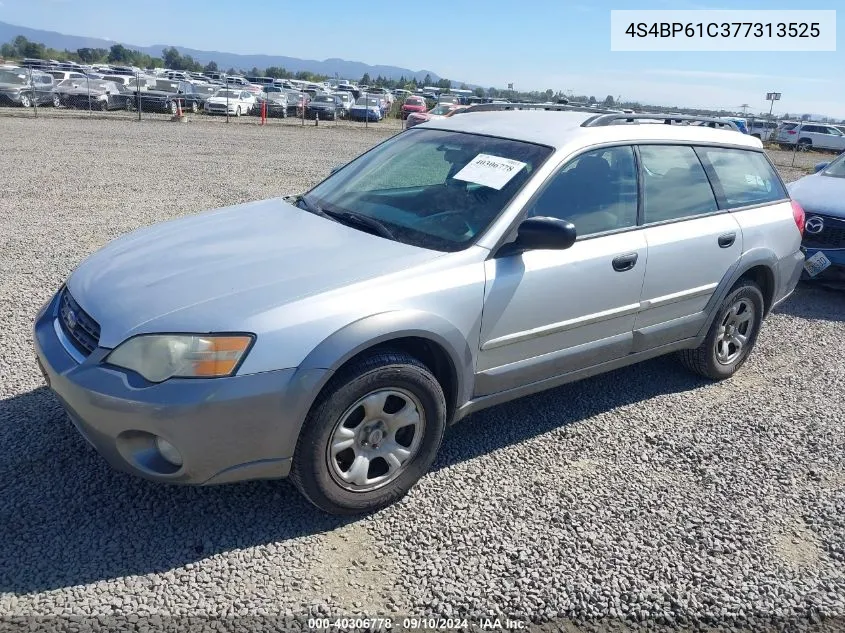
[718,232,736,248]
[612,252,638,272]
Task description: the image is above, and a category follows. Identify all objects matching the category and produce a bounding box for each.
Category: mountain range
[0,20,445,83]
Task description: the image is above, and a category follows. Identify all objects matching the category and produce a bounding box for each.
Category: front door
[476,145,646,397]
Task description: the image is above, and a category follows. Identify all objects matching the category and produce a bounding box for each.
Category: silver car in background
[34,110,804,514]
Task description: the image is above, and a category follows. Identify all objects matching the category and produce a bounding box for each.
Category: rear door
[632,144,742,351]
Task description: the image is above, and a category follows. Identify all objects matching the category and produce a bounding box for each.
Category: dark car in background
[787,153,845,286]
[253,86,289,118]
[135,79,205,114]
[306,93,345,120]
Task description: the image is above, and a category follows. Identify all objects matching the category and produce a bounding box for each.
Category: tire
[678,280,765,380]
[99,99,108,111]
[291,350,447,515]
[191,101,198,114]
[798,138,812,152]
[235,106,241,117]
[168,100,178,115]
[52,93,61,108]
[125,97,133,111]
[19,94,31,108]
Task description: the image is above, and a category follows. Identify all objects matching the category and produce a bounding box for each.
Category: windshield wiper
[322,209,395,241]
[286,194,328,218]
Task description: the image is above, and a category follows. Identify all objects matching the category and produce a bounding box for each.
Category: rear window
[697,147,787,208]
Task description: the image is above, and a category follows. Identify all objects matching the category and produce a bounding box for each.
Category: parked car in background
[405,102,465,129]
[334,91,354,115]
[46,70,88,83]
[135,80,205,114]
[349,96,383,121]
[401,96,427,119]
[747,119,778,141]
[776,122,845,152]
[306,93,345,120]
[787,153,845,284]
[56,79,133,111]
[254,86,289,118]
[0,68,57,107]
[203,89,255,116]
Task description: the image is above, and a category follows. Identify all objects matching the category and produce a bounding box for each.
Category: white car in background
[776,122,845,152]
[203,89,256,116]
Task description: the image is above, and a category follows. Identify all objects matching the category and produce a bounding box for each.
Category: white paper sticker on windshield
[452,154,527,190]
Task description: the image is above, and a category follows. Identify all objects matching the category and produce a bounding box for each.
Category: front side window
[527,146,638,237]
[639,145,718,223]
[304,128,552,252]
[696,147,787,208]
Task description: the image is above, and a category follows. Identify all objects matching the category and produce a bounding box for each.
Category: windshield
[430,104,453,115]
[314,95,334,103]
[356,97,379,106]
[822,153,845,178]
[0,69,27,85]
[303,128,552,252]
[214,90,240,99]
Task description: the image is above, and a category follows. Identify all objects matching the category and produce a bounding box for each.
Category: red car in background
[400,95,427,119]
[405,102,467,129]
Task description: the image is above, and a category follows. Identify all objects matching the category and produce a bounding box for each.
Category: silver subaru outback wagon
[34,109,805,514]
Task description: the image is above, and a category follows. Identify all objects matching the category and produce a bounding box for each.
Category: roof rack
[582,113,739,131]
[460,102,620,115]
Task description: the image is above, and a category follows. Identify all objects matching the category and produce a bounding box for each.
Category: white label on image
[453,154,527,190]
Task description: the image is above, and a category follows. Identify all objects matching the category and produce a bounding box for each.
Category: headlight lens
[106,334,253,383]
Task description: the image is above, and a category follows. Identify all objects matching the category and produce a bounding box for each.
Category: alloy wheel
[715,298,755,365]
[326,388,425,492]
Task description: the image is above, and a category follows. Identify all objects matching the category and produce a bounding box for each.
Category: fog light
[155,436,183,467]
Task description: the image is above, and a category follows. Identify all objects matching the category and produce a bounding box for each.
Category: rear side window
[639,145,718,224]
[697,147,787,208]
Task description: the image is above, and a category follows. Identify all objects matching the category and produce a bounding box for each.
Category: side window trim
[518,143,640,240]
[693,146,729,210]
[635,143,723,227]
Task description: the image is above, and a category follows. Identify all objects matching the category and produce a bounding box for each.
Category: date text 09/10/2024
[307,616,528,630]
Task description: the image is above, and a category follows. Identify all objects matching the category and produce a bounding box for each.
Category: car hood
[67,198,444,348]
[205,96,238,105]
[787,173,845,217]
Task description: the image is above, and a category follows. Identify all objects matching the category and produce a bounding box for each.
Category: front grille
[58,289,101,356]
[803,214,845,250]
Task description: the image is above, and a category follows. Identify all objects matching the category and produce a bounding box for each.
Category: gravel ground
[0,116,843,632]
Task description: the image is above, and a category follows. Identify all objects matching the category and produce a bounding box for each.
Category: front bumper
[32,291,322,485]
[0,91,24,106]
[801,246,845,283]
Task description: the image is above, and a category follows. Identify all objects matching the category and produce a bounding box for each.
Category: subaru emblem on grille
[805,216,825,234]
[66,310,78,330]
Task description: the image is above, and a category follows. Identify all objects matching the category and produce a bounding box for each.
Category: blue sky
[1,0,842,117]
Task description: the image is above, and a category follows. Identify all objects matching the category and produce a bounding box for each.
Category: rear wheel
[798,138,813,152]
[19,94,31,108]
[678,280,764,380]
[99,99,108,111]
[52,93,61,108]
[291,350,447,515]
[190,101,198,113]
[235,106,241,117]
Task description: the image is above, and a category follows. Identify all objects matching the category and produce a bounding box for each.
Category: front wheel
[291,350,447,515]
[19,94,31,108]
[798,139,812,152]
[52,93,61,108]
[678,280,764,380]
[235,106,241,117]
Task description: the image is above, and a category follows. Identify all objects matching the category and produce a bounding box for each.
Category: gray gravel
[0,115,843,632]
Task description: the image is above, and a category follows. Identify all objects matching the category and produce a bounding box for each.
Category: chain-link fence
[0,68,408,132]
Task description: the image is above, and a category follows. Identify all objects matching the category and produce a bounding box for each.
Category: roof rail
[582,113,739,131]
[461,102,620,115]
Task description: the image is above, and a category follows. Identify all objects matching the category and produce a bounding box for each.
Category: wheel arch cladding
[697,249,778,339]
[298,311,473,424]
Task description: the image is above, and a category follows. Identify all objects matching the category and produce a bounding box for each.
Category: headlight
[106,334,253,383]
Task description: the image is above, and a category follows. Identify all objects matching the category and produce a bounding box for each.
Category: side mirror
[499,216,577,256]
[814,162,830,173]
